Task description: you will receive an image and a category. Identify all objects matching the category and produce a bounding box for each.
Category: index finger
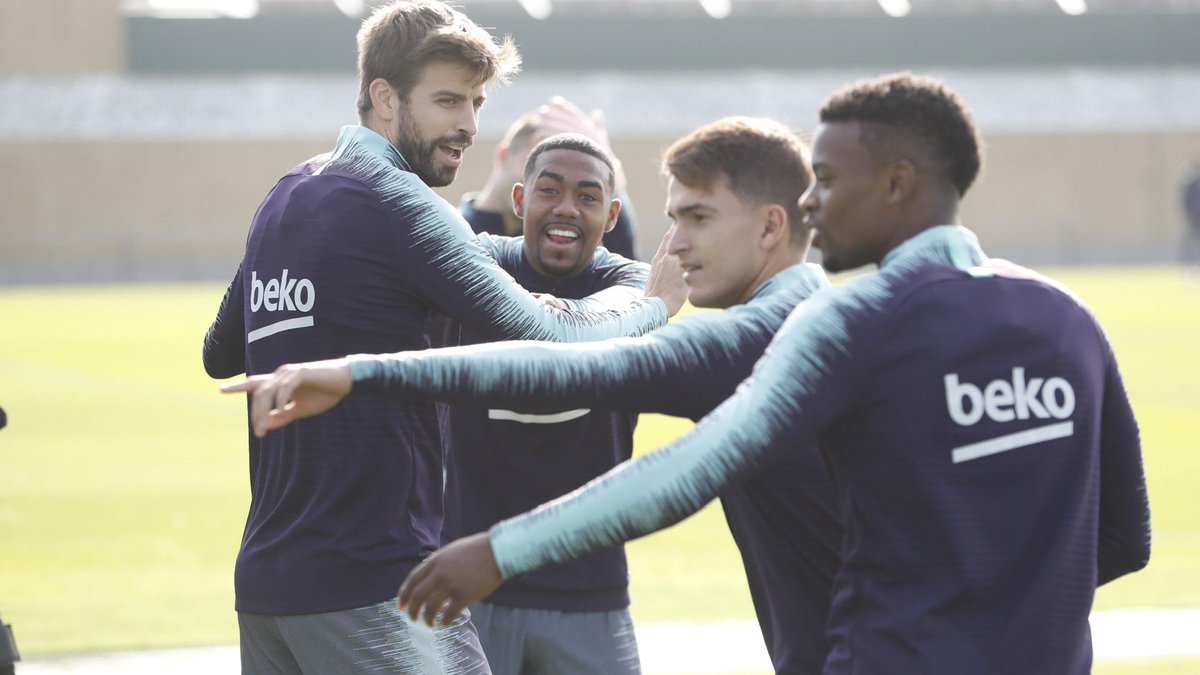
[220,375,271,394]
[651,224,677,262]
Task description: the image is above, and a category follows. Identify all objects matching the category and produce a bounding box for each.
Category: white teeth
[547,228,579,240]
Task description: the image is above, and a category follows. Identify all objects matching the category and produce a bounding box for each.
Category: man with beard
[434,133,648,674]
[201,2,683,673]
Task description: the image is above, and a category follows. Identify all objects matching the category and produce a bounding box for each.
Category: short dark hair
[662,117,813,244]
[523,133,616,192]
[820,72,982,196]
[356,0,521,120]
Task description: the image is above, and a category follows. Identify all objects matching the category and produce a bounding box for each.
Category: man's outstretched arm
[222,266,829,435]
[396,290,869,626]
[227,303,778,436]
[353,265,825,418]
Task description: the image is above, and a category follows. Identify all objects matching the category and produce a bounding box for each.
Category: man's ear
[886,159,917,205]
[760,203,788,250]
[605,198,622,234]
[511,183,526,218]
[369,78,397,122]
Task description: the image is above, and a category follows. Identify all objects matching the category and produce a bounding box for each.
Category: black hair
[820,72,983,196]
[523,133,616,191]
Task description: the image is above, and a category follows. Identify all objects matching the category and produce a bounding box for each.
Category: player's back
[823,258,1120,674]
[237,153,446,616]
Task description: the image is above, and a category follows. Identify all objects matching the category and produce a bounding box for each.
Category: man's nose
[800,185,818,214]
[554,195,579,217]
[458,105,479,138]
[667,229,688,255]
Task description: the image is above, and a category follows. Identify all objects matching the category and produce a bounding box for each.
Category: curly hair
[820,72,983,196]
[356,0,521,120]
[662,117,813,244]
[523,133,616,192]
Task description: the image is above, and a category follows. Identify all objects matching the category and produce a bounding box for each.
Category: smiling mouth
[545,226,581,245]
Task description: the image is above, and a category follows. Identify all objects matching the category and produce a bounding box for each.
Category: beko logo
[944,367,1076,464]
[247,269,316,343]
[250,269,315,313]
[944,368,1075,426]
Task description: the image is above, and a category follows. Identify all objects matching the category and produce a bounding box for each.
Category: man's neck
[736,249,807,305]
[361,116,390,145]
[878,189,962,263]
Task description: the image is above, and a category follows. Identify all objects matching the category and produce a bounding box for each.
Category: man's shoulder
[663,299,787,350]
[588,248,650,281]
[320,154,469,236]
[285,151,333,177]
[324,148,421,189]
[460,197,509,236]
[473,233,526,273]
[873,257,1103,346]
[271,150,394,204]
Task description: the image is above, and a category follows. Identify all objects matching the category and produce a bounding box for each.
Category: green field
[1,267,1197,673]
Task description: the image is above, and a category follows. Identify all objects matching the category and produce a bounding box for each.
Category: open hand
[538,97,626,193]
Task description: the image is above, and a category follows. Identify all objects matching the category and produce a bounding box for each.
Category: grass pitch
[0,267,1196,674]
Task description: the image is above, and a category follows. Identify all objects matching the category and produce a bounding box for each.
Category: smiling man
[517,136,620,278]
[200,2,684,673]
[462,97,641,260]
[432,133,648,675]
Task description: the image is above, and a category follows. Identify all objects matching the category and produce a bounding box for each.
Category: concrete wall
[963,134,1200,265]
[0,141,323,282]
[3,131,1199,283]
[0,0,124,74]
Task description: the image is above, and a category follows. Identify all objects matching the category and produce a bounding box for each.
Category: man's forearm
[487,344,811,579]
[350,338,672,412]
[351,312,752,418]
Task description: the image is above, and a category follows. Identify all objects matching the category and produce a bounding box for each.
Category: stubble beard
[394,114,460,188]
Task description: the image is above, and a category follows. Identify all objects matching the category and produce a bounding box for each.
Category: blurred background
[3,0,1200,280]
[2,1,1199,673]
